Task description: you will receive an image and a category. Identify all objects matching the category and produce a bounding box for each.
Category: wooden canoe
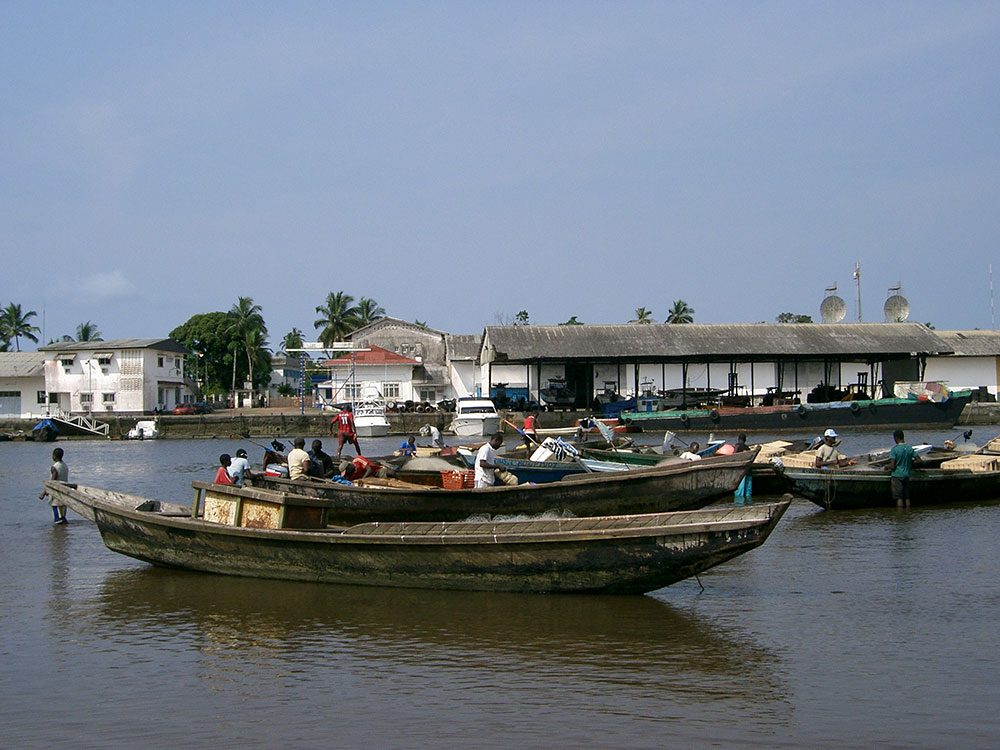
[773,460,1000,509]
[42,480,790,594]
[245,449,759,525]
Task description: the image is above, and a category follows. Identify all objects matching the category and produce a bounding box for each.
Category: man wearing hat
[814,429,855,468]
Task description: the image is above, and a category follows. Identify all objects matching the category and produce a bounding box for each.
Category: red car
[172,404,198,415]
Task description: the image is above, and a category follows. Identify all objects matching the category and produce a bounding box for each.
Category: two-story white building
[315,345,421,405]
[37,338,192,415]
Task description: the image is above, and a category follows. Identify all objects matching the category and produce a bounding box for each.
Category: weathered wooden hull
[247,450,758,525]
[620,393,972,433]
[43,481,790,594]
[773,464,1000,509]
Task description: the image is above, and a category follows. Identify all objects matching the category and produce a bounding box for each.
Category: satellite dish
[884,294,910,322]
[820,295,847,323]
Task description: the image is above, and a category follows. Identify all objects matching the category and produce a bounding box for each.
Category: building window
[96,356,112,366]
[102,393,116,403]
[158,356,165,368]
[80,393,93,405]
[59,358,74,367]
[343,383,362,400]
[419,389,436,403]
[414,343,423,356]
[174,357,180,369]
[382,382,400,398]
[37,391,47,404]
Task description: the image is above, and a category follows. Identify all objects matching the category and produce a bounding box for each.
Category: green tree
[630,307,654,324]
[226,297,267,396]
[514,310,530,326]
[280,328,304,354]
[75,321,103,341]
[0,303,40,351]
[314,291,360,347]
[665,300,695,324]
[559,316,584,326]
[776,312,813,323]
[356,297,386,327]
[171,311,243,397]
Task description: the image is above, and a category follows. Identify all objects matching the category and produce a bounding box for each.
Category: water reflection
[94,567,787,710]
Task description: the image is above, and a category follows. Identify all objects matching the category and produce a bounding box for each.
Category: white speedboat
[126,420,158,440]
[354,397,390,437]
[448,397,501,437]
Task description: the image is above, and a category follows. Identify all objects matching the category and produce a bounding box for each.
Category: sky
[3,2,999,349]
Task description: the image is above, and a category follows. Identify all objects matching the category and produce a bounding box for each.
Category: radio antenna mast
[853,262,862,322]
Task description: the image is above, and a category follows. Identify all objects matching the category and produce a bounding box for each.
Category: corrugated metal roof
[0,352,46,377]
[934,330,1000,357]
[37,338,189,354]
[446,334,482,361]
[485,323,954,362]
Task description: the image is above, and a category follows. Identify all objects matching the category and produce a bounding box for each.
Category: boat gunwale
[45,480,788,546]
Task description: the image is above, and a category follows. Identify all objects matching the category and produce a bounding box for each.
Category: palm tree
[313,291,360,347]
[280,328,304,355]
[75,321,103,341]
[414,320,427,328]
[630,307,654,324]
[356,297,386,327]
[665,300,695,324]
[559,316,584,326]
[0,303,40,351]
[226,297,267,395]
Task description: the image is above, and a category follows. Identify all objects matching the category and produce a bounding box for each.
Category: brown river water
[2,429,999,748]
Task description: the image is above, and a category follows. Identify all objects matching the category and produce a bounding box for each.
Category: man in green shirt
[887,429,918,508]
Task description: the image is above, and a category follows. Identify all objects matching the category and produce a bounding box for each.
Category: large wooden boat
[247,449,759,525]
[42,480,790,594]
[772,455,1000,510]
[619,390,972,433]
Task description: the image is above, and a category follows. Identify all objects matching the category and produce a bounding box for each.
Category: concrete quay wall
[2,403,996,440]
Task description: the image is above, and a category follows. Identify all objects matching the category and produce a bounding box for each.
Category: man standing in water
[38,447,69,523]
[887,429,918,508]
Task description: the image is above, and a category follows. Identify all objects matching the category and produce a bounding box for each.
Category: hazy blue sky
[3,2,999,347]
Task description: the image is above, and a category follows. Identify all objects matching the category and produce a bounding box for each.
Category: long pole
[854,261,862,322]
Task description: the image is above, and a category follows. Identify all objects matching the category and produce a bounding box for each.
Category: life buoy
[709,409,720,422]
[850,402,861,414]
[869,402,877,414]
[796,404,807,416]
[679,413,690,427]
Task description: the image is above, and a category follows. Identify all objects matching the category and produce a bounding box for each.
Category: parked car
[172,404,198,415]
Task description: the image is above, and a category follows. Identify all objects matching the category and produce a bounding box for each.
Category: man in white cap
[814,428,855,468]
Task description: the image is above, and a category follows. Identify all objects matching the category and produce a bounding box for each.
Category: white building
[316,345,421,405]
[37,338,193,415]
[0,352,47,418]
[924,330,1000,397]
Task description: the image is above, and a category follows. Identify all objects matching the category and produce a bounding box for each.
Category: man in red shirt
[339,455,395,482]
[331,404,362,458]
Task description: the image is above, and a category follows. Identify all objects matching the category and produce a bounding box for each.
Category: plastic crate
[441,470,474,489]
